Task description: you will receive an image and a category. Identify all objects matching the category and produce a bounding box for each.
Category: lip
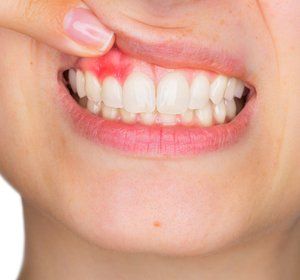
[57,76,255,157]
[82,5,247,79]
[115,37,246,79]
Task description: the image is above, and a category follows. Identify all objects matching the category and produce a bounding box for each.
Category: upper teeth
[69,69,246,126]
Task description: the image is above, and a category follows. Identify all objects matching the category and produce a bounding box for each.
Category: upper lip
[89,11,247,79]
[115,35,246,79]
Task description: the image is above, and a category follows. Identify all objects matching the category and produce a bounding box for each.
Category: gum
[77,47,217,85]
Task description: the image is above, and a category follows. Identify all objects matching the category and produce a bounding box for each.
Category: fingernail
[64,8,114,52]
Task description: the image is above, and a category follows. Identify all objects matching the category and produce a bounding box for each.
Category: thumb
[0,0,115,57]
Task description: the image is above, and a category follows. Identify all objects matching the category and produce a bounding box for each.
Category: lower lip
[57,81,255,158]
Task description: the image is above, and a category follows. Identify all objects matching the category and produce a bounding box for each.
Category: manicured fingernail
[64,8,114,52]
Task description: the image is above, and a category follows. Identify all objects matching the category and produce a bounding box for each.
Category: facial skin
[0,0,299,279]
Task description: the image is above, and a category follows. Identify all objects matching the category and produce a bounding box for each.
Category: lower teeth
[63,70,248,127]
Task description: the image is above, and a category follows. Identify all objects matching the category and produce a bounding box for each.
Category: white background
[0,176,24,280]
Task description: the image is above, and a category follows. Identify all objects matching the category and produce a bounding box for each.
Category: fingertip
[63,7,115,56]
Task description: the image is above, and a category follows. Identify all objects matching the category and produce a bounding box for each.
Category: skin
[0,0,299,279]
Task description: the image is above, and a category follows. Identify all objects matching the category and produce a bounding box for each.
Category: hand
[0,0,115,57]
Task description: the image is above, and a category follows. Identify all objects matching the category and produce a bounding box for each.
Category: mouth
[59,46,255,158]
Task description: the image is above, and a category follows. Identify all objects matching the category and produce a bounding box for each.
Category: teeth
[234,80,245,98]
[76,70,87,98]
[224,78,245,100]
[87,99,101,115]
[120,109,136,124]
[213,101,226,124]
[102,105,119,120]
[189,74,210,109]
[102,77,123,108]
[159,114,177,126]
[140,112,156,125]
[157,72,190,114]
[225,99,237,120]
[195,103,213,127]
[69,69,77,93]
[85,72,102,103]
[224,78,238,101]
[181,109,194,124]
[210,75,228,105]
[123,72,155,113]
[69,69,247,127]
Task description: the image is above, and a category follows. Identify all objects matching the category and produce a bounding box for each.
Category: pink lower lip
[57,82,255,158]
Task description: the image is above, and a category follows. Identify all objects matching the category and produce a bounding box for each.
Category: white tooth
[102,77,123,108]
[157,72,190,114]
[159,114,177,126]
[195,103,213,127]
[69,69,77,93]
[140,112,156,125]
[181,110,194,124]
[87,100,101,115]
[210,75,228,104]
[76,70,87,98]
[225,99,237,120]
[224,78,237,101]
[234,80,245,98]
[213,101,226,124]
[85,72,101,103]
[189,74,210,109]
[120,109,136,124]
[123,72,155,113]
[102,105,119,120]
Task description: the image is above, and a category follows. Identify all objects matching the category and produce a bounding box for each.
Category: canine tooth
[189,74,210,109]
[234,80,245,98]
[213,101,226,124]
[123,72,155,113]
[69,69,77,93]
[181,110,194,124]
[225,99,237,120]
[87,100,101,115]
[102,105,119,120]
[195,103,213,127]
[157,72,190,114]
[85,72,101,103]
[76,70,87,98]
[159,113,177,126]
[140,112,156,125]
[120,109,136,124]
[224,78,237,101]
[210,75,228,104]
[102,77,123,108]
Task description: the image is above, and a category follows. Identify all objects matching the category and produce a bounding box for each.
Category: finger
[0,0,115,57]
